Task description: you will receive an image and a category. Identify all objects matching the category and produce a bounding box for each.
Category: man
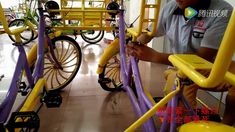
[127,0,235,125]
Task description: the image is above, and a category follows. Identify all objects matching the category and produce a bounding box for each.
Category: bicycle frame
[127,10,235,132]
[0,41,35,123]
[0,1,60,130]
[118,4,152,132]
[115,0,162,131]
[98,0,197,131]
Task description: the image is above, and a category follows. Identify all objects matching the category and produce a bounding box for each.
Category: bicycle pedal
[43,92,62,108]
[18,82,29,96]
[98,78,112,84]
[19,82,27,89]
[6,111,40,132]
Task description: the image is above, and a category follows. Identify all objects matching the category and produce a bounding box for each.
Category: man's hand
[126,43,157,62]
[126,42,159,62]
[126,42,172,65]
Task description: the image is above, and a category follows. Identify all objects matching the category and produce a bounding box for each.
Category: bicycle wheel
[8,19,34,45]
[80,30,104,44]
[43,36,82,91]
[98,53,122,92]
[98,53,138,94]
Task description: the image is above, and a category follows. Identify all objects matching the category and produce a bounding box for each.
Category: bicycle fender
[96,38,120,74]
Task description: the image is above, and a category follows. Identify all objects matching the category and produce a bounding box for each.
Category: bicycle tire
[80,30,104,44]
[43,36,82,91]
[98,53,138,96]
[8,19,34,45]
[98,53,122,92]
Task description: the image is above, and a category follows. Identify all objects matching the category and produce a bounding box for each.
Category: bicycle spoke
[55,45,60,61]
[50,69,56,89]
[60,42,64,61]
[44,67,53,77]
[57,70,69,80]
[60,42,71,62]
[44,36,82,91]
[62,55,78,65]
[44,66,53,70]
[62,63,77,68]
[60,70,74,74]
[61,47,74,63]
[45,68,53,83]
[55,70,62,86]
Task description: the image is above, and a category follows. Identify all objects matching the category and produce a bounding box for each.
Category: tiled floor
[0,32,226,131]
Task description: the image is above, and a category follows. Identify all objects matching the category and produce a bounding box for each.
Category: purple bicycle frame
[0,45,34,124]
[118,3,156,131]
[0,0,58,125]
[118,1,196,132]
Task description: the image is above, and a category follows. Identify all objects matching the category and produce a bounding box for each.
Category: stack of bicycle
[0,0,83,131]
[0,0,122,131]
[96,0,235,132]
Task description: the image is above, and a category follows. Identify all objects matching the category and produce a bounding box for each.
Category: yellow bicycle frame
[27,30,62,67]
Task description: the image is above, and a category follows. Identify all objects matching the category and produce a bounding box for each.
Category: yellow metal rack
[49,0,119,31]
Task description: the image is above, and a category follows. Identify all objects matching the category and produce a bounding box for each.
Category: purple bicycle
[97,0,162,131]
[0,0,82,131]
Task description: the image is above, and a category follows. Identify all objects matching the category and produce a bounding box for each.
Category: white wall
[0,0,19,8]
[129,0,141,26]
[225,0,235,6]
[0,0,60,8]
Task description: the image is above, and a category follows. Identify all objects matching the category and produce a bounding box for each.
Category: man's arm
[126,42,172,65]
[126,44,218,65]
[196,47,218,62]
[197,5,233,62]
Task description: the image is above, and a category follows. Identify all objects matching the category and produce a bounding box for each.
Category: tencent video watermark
[185,7,229,19]
[198,9,228,17]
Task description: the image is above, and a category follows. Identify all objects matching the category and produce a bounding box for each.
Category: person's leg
[221,62,235,125]
[222,89,235,125]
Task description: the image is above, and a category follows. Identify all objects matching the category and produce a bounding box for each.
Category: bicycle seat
[179,121,235,132]
[169,11,235,88]
[0,3,27,36]
[169,54,213,70]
